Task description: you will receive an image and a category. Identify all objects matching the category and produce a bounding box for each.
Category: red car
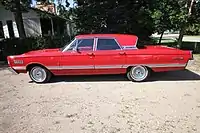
[7,34,193,83]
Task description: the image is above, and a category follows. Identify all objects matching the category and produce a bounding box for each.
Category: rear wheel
[29,66,51,83]
[127,66,149,82]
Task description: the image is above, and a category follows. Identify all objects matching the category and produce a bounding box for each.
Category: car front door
[93,38,126,74]
[59,38,95,75]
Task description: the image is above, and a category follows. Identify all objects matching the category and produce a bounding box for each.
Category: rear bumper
[8,67,19,74]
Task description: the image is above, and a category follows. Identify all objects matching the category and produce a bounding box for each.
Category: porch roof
[29,7,72,22]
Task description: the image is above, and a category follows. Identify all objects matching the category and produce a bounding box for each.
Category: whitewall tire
[29,66,51,83]
[127,66,149,82]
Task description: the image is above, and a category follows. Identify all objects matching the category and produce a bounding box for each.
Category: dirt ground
[0,55,200,133]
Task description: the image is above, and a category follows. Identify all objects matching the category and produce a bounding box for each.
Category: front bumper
[8,67,19,74]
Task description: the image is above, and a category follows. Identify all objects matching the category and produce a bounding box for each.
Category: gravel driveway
[1,55,200,133]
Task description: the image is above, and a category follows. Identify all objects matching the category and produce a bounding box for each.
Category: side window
[77,39,94,51]
[97,39,121,50]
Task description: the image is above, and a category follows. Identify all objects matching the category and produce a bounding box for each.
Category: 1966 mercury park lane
[7,34,193,83]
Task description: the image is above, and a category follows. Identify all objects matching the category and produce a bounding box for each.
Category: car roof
[75,34,138,47]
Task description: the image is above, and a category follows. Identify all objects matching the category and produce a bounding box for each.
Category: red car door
[93,38,126,74]
[58,38,95,75]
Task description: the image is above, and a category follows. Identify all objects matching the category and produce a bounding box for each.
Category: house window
[0,21,4,38]
[6,20,15,38]
[97,38,121,50]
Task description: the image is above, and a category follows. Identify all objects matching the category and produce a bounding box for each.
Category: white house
[0,4,73,39]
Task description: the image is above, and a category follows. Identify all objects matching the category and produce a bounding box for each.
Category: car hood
[23,48,60,55]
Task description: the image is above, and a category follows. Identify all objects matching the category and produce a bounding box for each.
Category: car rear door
[59,38,95,75]
[93,38,126,74]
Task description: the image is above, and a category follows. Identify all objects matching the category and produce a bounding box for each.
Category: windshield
[60,38,76,51]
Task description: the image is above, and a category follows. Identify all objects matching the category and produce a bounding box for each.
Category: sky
[31,0,74,8]
[67,0,75,7]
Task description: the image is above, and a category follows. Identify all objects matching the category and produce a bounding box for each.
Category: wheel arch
[26,63,49,72]
[126,65,153,73]
[27,63,52,83]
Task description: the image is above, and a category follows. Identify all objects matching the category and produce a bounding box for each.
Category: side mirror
[73,47,81,53]
[77,47,81,53]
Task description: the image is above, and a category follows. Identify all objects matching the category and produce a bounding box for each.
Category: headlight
[13,60,24,64]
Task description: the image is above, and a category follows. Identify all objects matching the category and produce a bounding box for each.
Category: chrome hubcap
[30,67,46,82]
[130,66,148,81]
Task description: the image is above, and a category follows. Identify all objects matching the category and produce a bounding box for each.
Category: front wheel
[127,66,149,82]
[29,66,51,83]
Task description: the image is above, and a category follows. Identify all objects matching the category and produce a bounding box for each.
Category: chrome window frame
[122,37,138,50]
[94,37,123,51]
[122,46,138,50]
[135,37,138,47]
[62,38,77,52]
[62,37,95,52]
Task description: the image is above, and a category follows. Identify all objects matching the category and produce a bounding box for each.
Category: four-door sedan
[7,34,193,83]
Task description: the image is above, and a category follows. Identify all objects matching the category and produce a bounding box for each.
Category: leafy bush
[0,35,72,61]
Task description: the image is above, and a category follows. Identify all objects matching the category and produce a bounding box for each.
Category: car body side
[7,34,193,76]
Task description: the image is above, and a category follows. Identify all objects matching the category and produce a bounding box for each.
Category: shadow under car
[29,69,200,83]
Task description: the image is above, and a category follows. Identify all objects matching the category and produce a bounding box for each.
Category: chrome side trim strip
[13,66,26,70]
[12,63,186,71]
[95,65,122,69]
[123,63,186,68]
[147,63,186,68]
[47,63,186,70]
[47,65,94,70]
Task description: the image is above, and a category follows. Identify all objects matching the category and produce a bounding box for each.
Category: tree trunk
[13,0,26,38]
[177,0,195,48]
[50,18,55,36]
[188,0,195,16]
[159,31,164,44]
[194,42,197,52]
[177,26,185,48]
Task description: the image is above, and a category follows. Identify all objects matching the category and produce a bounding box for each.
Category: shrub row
[0,35,72,61]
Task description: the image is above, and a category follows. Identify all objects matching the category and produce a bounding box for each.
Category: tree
[185,1,200,35]
[38,0,70,17]
[0,0,31,38]
[57,0,71,18]
[151,0,181,44]
[73,0,155,40]
[176,0,200,47]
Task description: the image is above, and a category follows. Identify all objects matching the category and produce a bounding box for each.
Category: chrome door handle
[87,53,94,56]
[119,52,126,55]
